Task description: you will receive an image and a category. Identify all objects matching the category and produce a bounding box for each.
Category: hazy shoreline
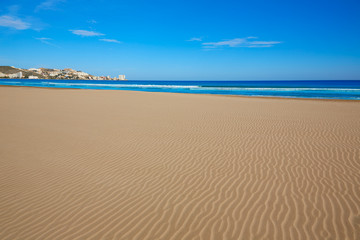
[1,85,360,102]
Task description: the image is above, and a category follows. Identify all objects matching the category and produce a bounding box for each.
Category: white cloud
[0,15,31,30]
[100,39,121,43]
[187,37,202,42]
[35,37,59,47]
[202,37,282,48]
[70,30,104,36]
[35,0,66,12]
[36,37,52,41]
[203,38,247,48]
[250,41,282,45]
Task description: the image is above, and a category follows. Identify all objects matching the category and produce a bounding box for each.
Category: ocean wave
[199,87,360,91]
[1,80,359,100]
[0,81,22,84]
[41,82,202,89]
[40,82,360,92]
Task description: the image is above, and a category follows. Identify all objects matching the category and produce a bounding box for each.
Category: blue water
[1,79,360,100]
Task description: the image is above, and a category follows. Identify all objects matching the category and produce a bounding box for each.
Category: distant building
[49,72,60,77]
[8,72,23,78]
[118,75,126,80]
[76,71,89,77]
[0,66,126,81]
[64,68,75,73]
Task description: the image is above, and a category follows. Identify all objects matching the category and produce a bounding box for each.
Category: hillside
[0,66,43,78]
[0,66,126,80]
[0,66,21,74]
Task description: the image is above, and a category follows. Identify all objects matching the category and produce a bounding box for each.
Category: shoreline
[1,85,359,102]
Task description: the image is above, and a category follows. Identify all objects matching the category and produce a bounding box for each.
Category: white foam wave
[0,81,22,84]
[202,87,360,91]
[40,82,360,92]
[41,82,202,89]
[2,81,360,94]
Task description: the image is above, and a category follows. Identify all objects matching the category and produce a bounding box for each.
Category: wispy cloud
[70,30,104,36]
[88,19,97,24]
[202,37,282,48]
[36,37,51,41]
[100,39,121,43]
[0,5,46,31]
[0,15,31,30]
[35,37,59,47]
[187,37,202,42]
[35,0,66,12]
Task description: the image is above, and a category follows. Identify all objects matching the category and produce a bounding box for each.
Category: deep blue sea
[1,79,360,100]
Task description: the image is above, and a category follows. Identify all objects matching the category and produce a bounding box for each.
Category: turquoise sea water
[1,79,360,100]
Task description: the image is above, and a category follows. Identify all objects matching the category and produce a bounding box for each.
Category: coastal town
[0,66,127,80]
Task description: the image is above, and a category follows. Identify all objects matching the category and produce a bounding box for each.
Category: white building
[76,71,89,77]
[29,76,39,79]
[118,75,126,80]
[8,72,23,78]
[49,71,60,77]
[29,68,42,73]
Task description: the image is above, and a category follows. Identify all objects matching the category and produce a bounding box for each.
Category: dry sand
[0,86,360,240]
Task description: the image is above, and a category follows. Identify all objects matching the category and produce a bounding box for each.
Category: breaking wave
[1,79,360,100]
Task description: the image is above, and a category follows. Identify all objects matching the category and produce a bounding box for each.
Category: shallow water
[1,79,360,100]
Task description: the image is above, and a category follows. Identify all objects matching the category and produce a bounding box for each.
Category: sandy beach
[0,86,359,239]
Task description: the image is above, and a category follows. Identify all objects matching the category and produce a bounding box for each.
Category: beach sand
[0,86,359,240]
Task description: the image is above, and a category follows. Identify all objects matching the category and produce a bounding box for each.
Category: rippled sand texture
[0,87,360,240]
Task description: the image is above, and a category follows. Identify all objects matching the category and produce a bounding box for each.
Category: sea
[1,79,360,100]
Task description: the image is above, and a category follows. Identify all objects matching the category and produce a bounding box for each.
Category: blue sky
[0,0,359,80]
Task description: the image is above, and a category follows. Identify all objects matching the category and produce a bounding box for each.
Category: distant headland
[0,66,127,81]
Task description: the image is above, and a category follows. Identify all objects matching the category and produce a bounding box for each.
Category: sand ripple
[0,87,359,239]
